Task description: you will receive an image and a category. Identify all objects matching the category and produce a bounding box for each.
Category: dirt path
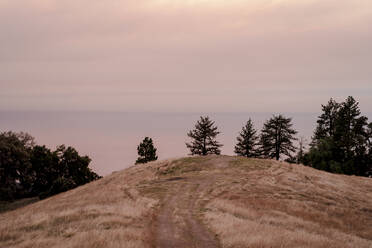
[152,175,220,248]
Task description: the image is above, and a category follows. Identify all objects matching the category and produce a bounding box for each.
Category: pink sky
[1,0,371,112]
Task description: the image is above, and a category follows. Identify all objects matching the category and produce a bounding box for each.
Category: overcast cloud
[1,0,371,112]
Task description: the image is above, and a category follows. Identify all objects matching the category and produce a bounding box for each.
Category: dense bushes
[0,132,101,200]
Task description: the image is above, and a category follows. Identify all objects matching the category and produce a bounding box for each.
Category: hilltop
[1,156,372,248]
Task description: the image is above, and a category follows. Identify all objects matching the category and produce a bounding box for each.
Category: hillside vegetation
[1,156,372,248]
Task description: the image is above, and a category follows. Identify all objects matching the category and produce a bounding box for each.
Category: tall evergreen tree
[334,97,368,163]
[259,115,297,160]
[186,116,223,155]
[312,98,340,145]
[234,119,259,157]
[135,137,158,164]
[307,96,371,176]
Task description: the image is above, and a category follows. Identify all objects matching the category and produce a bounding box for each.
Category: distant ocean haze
[3,111,369,176]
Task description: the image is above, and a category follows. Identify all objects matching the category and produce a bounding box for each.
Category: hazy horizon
[1,110,371,176]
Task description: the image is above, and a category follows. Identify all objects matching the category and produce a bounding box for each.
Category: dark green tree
[40,145,101,198]
[334,97,368,164]
[312,98,340,145]
[234,119,259,157]
[259,115,297,160]
[186,116,223,155]
[0,132,35,200]
[305,137,343,173]
[29,145,59,196]
[56,145,100,185]
[0,131,101,200]
[135,137,158,164]
[307,96,371,176]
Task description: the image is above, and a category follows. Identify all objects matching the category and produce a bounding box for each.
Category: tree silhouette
[0,131,101,200]
[259,115,297,160]
[135,137,158,164]
[234,119,259,157]
[307,96,371,176]
[312,98,340,145]
[186,116,223,155]
[0,132,34,200]
[29,145,59,196]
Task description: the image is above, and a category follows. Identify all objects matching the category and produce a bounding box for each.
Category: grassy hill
[1,155,372,248]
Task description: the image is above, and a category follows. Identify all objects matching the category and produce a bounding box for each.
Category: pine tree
[306,96,371,176]
[186,116,223,155]
[335,97,368,162]
[234,119,259,157]
[312,98,340,145]
[135,137,158,164]
[259,115,297,160]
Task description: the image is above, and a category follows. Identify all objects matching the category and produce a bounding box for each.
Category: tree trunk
[202,137,207,156]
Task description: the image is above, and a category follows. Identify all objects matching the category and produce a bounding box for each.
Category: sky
[1,0,372,113]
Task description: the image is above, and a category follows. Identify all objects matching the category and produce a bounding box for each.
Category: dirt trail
[152,175,220,248]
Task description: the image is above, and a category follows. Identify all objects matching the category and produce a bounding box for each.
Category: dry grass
[0,161,162,248]
[0,198,39,214]
[204,159,372,248]
[1,156,372,248]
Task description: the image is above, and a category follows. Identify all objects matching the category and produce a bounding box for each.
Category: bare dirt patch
[151,176,219,248]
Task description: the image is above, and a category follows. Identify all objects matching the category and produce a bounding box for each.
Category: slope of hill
[1,155,372,248]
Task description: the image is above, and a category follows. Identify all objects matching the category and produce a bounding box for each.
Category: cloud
[0,0,371,112]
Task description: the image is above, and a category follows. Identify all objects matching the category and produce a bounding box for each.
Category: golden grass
[0,161,160,248]
[204,159,372,248]
[1,156,371,247]
[0,198,39,214]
